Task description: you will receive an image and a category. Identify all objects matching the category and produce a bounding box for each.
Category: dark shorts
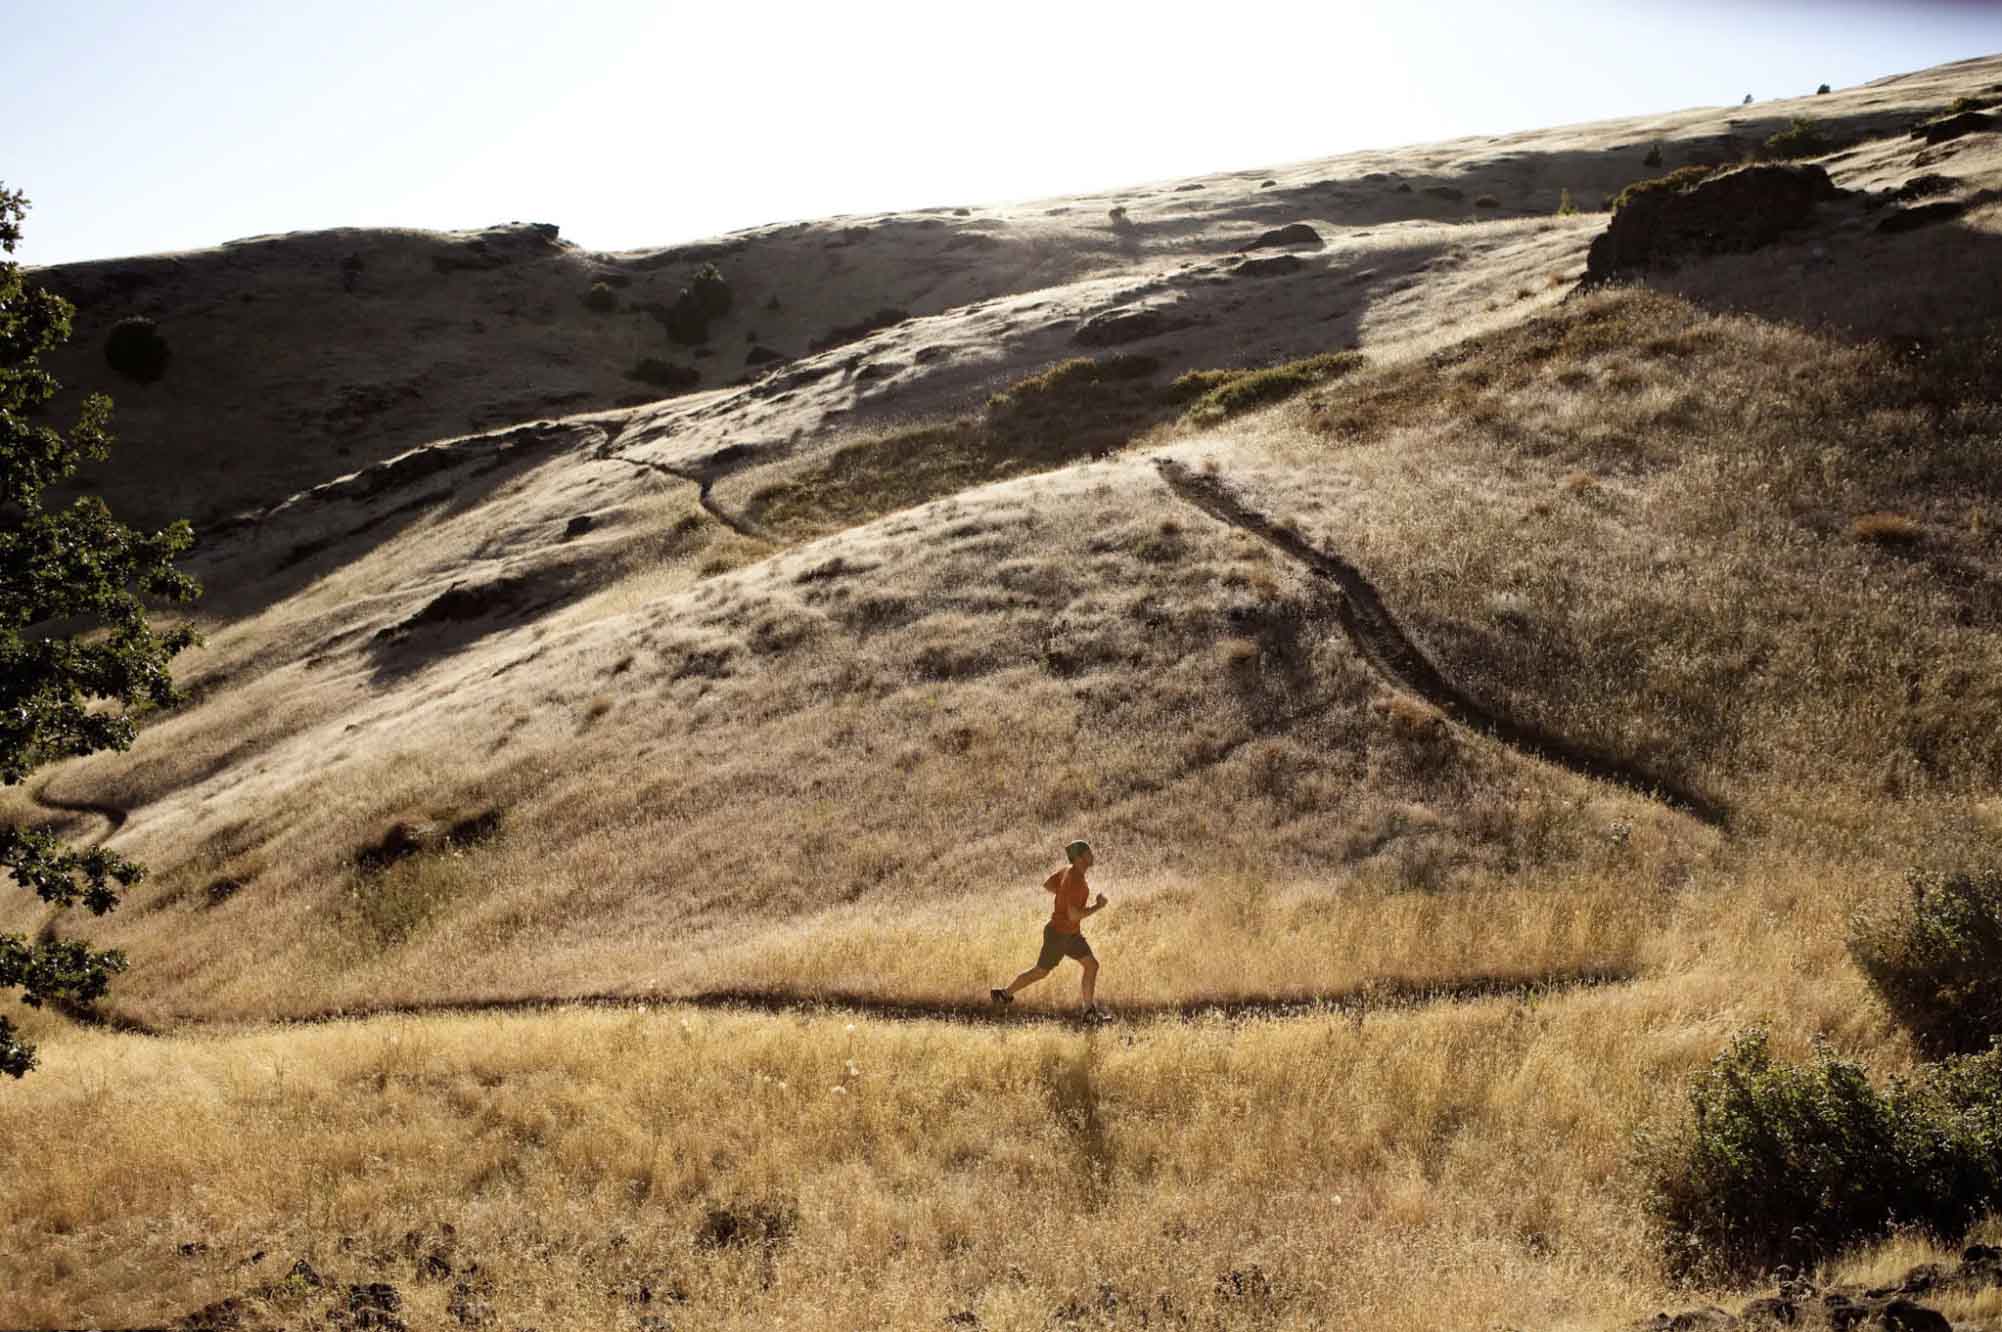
[1036,924,1095,969]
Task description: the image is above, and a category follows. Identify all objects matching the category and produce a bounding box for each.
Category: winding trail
[599,453,773,543]
[28,779,129,842]
[1156,459,1729,826]
[73,966,1635,1038]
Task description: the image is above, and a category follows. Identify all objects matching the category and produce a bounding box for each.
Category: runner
[991,840,1106,1013]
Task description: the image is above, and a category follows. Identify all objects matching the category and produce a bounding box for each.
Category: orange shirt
[1046,865,1090,934]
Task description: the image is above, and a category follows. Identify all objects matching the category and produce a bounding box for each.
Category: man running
[991,840,1107,1012]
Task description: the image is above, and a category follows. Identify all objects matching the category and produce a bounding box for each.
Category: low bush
[1851,868,2002,1054]
[1817,83,1832,95]
[1764,116,1827,160]
[104,316,170,383]
[1609,165,1717,214]
[659,263,732,344]
[1173,351,1364,425]
[627,359,701,392]
[1473,194,1500,209]
[582,281,617,313]
[1641,1028,2002,1281]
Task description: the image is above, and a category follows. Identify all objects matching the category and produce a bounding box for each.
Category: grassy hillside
[4,52,2002,1332]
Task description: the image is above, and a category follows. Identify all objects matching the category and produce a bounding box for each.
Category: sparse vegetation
[1173,351,1364,425]
[1852,868,2002,1055]
[1556,189,1578,216]
[1764,115,1828,160]
[658,263,732,345]
[104,315,171,383]
[1641,1028,2002,1282]
[1610,164,1716,213]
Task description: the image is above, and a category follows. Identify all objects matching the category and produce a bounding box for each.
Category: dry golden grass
[9,55,2002,1331]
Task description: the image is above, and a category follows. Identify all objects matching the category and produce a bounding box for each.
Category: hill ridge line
[1154,459,1730,826]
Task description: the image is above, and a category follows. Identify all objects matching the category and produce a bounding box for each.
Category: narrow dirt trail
[1156,459,1729,826]
[76,966,1635,1038]
[28,779,129,843]
[598,453,774,543]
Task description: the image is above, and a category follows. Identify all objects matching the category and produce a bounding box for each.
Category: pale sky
[4,0,1997,266]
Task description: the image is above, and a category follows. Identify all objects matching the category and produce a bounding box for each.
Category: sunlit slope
[27,53,1992,533]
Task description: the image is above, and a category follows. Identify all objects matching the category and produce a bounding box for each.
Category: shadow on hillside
[186,420,604,624]
[1635,208,2002,345]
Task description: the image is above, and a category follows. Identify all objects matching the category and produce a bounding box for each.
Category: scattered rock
[1234,254,1307,278]
[1910,110,1996,145]
[1878,200,1968,233]
[562,514,595,540]
[203,878,244,907]
[1072,305,1196,347]
[1259,179,1277,188]
[1890,173,1960,202]
[1174,182,1206,192]
[1585,163,1842,281]
[1240,222,1323,251]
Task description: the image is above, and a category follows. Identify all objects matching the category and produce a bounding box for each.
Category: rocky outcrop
[1240,223,1323,251]
[1624,1245,2002,1332]
[1585,163,1843,281]
[1072,304,1196,347]
[1910,111,1996,145]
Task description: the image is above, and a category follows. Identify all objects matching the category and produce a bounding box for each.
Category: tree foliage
[0,183,199,1077]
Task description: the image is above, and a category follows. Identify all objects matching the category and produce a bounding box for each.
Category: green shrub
[1556,189,1579,217]
[1641,1028,2002,1282]
[582,281,617,313]
[1173,351,1364,425]
[1643,143,1664,168]
[1817,83,1832,95]
[103,316,169,383]
[1851,868,2002,1055]
[660,263,732,345]
[627,358,701,392]
[1610,165,1717,214]
[1764,116,1827,160]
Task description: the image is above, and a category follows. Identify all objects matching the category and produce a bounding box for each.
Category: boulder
[1911,111,1996,145]
[1233,254,1307,278]
[1878,201,1967,234]
[1585,163,1842,280]
[1072,305,1195,347]
[1890,174,1960,203]
[1240,223,1324,251]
